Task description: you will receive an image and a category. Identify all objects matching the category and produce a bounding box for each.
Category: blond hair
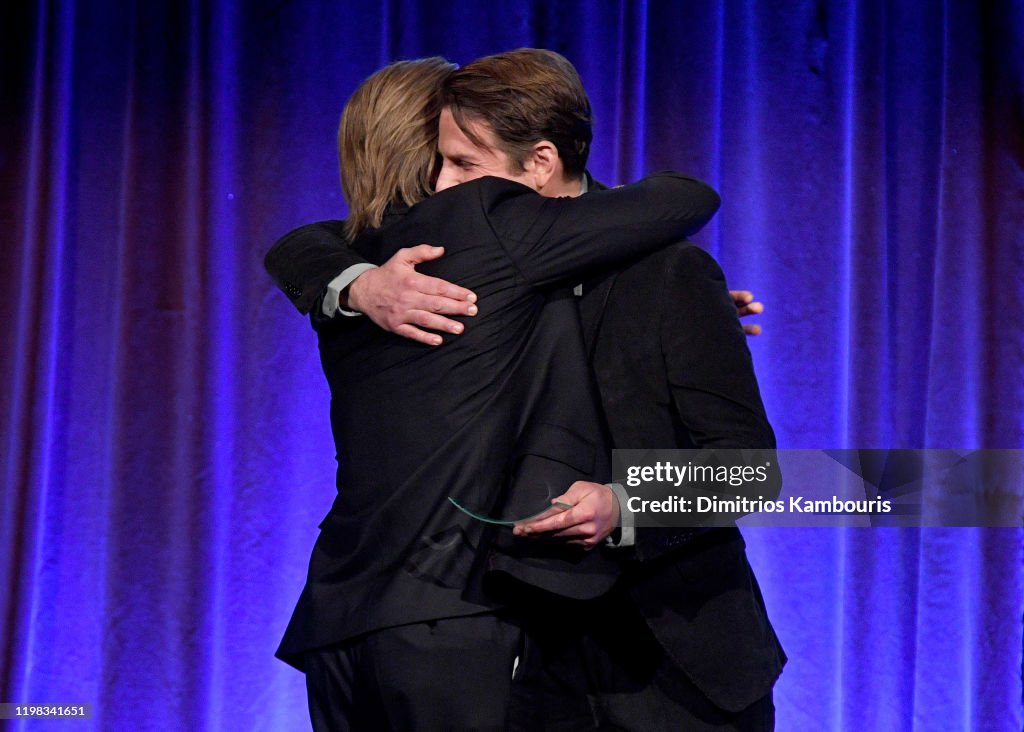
[338,57,456,238]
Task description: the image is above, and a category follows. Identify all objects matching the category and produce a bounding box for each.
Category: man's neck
[542,174,586,198]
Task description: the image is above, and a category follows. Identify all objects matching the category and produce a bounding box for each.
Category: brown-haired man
[446,53,783,731]
[268,49,782,730]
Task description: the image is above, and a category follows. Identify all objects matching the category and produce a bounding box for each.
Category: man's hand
[345,245,478,345]
[729,290,764,336]
[512,481,620,550]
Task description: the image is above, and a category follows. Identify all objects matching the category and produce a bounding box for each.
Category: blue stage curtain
[2,1,1021,729]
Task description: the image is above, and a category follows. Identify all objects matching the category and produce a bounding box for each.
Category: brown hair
[441,48,592,178]
[339,57,456,238]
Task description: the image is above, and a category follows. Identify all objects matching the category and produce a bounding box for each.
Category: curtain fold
[2,1,1021,729]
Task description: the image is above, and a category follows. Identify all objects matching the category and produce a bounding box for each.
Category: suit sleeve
[633,246,778,562]
[659,246,775,452]
[485,172,720,288]
[263,220,366,314]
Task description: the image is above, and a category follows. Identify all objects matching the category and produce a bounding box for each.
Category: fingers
[736,301,764,317]
[516,503,583,535]
[401,279,479,316]
[391,310,471,346]
[393,324,445,347]
[515,513,604,550]
[358,245,480,343]
[732,290,764,337]
[412,311,467,334]
[514,486,600,534]
[404,273,477,307]
[399,244,446,265]
[513,494,611,550]
[729,289,754,306]
[517,504,566,527]
[513,481,615,550]
[431,278,477,305]
[388,279,478,345]
[399,246,477,303]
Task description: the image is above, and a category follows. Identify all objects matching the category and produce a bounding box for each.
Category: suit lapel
[580,269,619,359]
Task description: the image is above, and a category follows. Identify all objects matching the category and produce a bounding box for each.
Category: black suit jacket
[580,180,785,711]
[270,173,720,669]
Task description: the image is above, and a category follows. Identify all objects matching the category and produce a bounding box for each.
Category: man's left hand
[512,481,620,550]
[729,289,764,336]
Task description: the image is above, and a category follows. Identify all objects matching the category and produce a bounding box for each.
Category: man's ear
[525,141,560,191]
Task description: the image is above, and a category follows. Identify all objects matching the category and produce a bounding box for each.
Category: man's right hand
[512,481,620,550]
[344,245,478,346]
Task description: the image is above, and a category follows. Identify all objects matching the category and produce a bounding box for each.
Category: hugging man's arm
[264,221,478,345]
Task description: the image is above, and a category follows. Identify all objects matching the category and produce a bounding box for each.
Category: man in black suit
[268,49,784,730]
[507,200,783,732]
[441,52,783,731]
[268,55,721,730]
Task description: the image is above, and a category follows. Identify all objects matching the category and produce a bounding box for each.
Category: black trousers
[507,589,775,732]
[304,612,522,732]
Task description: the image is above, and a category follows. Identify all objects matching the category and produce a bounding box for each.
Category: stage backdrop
[2,1,1022,729]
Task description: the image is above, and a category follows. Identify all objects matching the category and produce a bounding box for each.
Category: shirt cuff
[604,482,635,548]
[322,263,378,317]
